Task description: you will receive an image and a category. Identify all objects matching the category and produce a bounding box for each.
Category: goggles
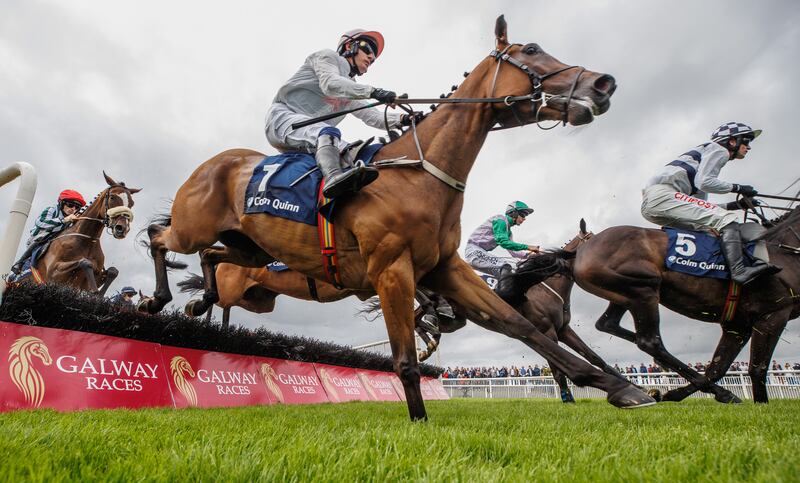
[62,200,83,209]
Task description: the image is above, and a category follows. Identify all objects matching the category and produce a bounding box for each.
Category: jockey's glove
[731,183,758,197]
[371,88,397,104]
[725,198,762,210]
[400,111,425,126]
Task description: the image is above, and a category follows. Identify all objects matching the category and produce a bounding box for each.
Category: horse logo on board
[8,336,52,407]
[259,362,284,403]
[170,356,198,407]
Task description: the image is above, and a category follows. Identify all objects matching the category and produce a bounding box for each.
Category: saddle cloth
[266,260,289,272]
[663,223,767,280]
[244,144,383,225]
[477,273,498,289]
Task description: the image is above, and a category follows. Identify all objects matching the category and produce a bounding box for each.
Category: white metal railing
[441,370,800,400]
[0,162,37,304]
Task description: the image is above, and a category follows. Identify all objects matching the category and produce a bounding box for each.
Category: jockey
[641,121,781,284]
[10,189,85,274]
[265,29,419,199]
[109,286,137,308]
[465,201,540,295]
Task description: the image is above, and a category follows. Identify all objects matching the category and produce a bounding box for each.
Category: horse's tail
[137,209,188,270]
[357,296,384,322]
[177,273,205,295]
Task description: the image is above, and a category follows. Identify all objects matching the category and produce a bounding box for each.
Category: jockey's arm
[33,206,63,230]
[696,149,735,194]
[310,50,373,100]
[491,218,529,257]
[350,100,403,130]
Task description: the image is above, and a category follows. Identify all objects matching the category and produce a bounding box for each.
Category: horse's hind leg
[184,245,271,316]
[138,223,180,314]
[629,300,739,402]
[661,322,751,403]
[551,368,575,403]
[594,303,636,343]
[747,311,790,403]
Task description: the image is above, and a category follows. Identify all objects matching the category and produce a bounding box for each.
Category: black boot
[720,223,781,284]
[10,243,37,275]
[494,264,519,302]
[316,133,378,199]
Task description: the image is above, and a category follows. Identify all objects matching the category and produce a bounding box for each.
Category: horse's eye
[523,43,541,55]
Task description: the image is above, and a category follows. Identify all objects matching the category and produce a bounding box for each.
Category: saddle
[663,222,768,280]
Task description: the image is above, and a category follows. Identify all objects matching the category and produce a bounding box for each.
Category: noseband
[489,44,586,130]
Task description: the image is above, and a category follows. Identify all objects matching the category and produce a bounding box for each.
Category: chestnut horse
[20,173,138,295]
[178,265,459,360]
[139,15,654,419]
[566,207,800,403]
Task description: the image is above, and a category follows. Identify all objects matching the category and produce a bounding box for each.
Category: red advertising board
[160,346,275,408]
[356,370,403,401]
[422,377,450,400]
[313,363,372,402]
[0,321,172,412]
[253,357,330,405]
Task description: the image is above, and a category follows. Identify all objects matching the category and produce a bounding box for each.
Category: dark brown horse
[509,220,631,402]
[139,15,654,419]
[21,173,138,295]
[566,207,800,403]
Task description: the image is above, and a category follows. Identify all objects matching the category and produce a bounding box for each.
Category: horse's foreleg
[77,259,99,292]
[425,258,654,408]
[138,224,176,314]
[748,311,790,403]
[97,266,119,297]
[222,307,231,330]
[628,300,738,402]
[370,251,426,421]
[559,325,626,381]
[551,368,575,403]
[661,323,751,403]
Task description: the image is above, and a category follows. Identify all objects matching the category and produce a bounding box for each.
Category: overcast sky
[1,0,798,369]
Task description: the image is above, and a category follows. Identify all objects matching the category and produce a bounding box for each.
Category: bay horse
[565,207,800,403]
[20,173,138,295]
[139,15,654,419]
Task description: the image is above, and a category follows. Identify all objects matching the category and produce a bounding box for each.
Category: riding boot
[494,263,519,302]
[720,223,781,285]
[316,130,378,199]
[9,242,37,275]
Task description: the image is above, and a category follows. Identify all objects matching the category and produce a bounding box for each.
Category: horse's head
[563,218,593,252]
[486,15,616,128]
[102,172,141,239]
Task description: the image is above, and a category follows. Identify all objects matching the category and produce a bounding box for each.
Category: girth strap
[306,277,319,302]
[317,182,344,290]
[720,280,741,322]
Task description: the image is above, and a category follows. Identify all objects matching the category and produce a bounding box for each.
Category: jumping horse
[564,206,800,403]
[139,15,655,419]
[18,172,138,295]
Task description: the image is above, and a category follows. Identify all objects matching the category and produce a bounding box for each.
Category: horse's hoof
[715,391,742,404]
[607,385,657,409]
[647,388,663,402]
[184,299,207,317]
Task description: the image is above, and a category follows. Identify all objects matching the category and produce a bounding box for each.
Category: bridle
[488,44,586,130]
[67,188,135,238]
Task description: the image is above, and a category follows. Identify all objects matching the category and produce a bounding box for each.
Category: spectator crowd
[442,360,800,379]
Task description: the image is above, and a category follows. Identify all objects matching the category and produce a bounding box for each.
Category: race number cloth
[664,228,755,279]
[266,260,289,272]
[244,144,383,225]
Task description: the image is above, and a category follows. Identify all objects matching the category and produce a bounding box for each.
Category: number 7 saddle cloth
[663,223,768,279]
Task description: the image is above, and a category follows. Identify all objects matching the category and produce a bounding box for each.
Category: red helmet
[337,29,385,58]
[58,189,86,207]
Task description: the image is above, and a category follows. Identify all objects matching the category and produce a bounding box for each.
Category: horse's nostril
[593,74,616,95]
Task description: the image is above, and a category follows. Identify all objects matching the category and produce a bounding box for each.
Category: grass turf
[1,398,798,482]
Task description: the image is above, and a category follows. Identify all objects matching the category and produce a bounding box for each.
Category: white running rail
[0,162,37,304]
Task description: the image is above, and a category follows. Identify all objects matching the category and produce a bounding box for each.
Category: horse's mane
[763,205,800,240]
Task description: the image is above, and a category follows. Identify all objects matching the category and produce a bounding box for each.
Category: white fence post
[0,162,37,304]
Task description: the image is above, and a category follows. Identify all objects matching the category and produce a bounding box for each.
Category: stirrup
[322,166,379,199]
